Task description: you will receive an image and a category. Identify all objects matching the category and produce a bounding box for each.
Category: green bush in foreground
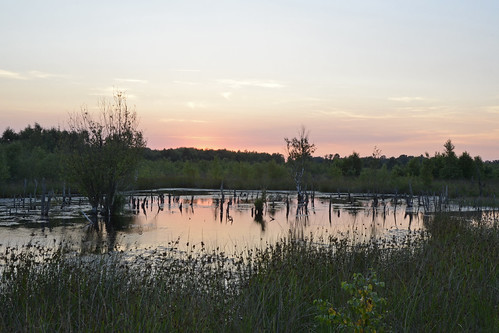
[315,271,388,332]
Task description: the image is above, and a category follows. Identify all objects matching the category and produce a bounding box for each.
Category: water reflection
[0,190,461,254]
[79,215,135,253]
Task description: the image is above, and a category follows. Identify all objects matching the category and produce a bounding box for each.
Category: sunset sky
[1,1,498,160]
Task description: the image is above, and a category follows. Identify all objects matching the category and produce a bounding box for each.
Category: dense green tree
[420,154,433,186]
[386,157,397,170]
[342,152,362,176]
[406,157,422,177]
[443,139,456,158]
[459,151,475,179]
[439,139,462,179]
[0,148,10,184]
[1,127,19,143]
[474,156,484,178]
[391,165,406,177]
[208,157,224,185]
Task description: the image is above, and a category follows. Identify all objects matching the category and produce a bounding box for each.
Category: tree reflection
[79,215,134,253]
[254,214,266,232]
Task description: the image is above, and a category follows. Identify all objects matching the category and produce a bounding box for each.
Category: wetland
[0,188,457,254]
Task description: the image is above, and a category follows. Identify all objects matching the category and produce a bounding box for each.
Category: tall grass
[1,214,498,332]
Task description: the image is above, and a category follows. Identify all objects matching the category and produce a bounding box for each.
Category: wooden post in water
[68,185,71,206]
[286,195,289,219]
[220,181,225,203]
[329,194,332,224]
[13,195,17,214]
[44,190,52,217]
[23,178,27,209]
[311,188,315,208]
[41,179,46,218]
[61,181,66,209]
[394,190,398,212]
[33,179,38,210]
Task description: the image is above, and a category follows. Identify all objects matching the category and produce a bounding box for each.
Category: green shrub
[315,271,389,332]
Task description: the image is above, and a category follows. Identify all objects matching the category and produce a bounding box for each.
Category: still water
[0,189,426,253]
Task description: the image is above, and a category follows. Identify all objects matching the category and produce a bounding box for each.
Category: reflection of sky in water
[0,191,430,253]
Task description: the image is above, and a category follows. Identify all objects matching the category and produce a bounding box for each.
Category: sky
[1,0,498,160]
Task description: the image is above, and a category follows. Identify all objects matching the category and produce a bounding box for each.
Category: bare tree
[284,126,316,200]
[67,91,146,219]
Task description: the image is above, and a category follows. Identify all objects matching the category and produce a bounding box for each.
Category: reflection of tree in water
[289,217,306,239]
[347,207,360,218]
[219,201,223,222]
[268,203,277,220]
[253,214,266,232]
[370,218,378,239]
[404,209,414,231]
[80,216,133,253]
[288,204,309,240]
[295,204,309,218]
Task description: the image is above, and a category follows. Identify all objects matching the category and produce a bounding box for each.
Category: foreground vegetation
[1,213,498,331]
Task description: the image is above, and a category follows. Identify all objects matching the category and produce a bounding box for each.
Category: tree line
[1,123,498,198]
[144,147,284,164]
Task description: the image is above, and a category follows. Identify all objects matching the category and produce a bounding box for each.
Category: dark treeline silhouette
[143,147,285,164]
[1,124,499,196]
[0,124,78,184]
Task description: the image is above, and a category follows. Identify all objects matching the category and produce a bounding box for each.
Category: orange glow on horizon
[145,135,499,161]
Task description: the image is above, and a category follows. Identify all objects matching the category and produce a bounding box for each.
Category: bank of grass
[1,214,498,332]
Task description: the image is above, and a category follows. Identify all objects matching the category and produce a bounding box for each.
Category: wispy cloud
[221,92,232,100]
[0,69,27,80]
[88,86,118,96]
[28,70,64,79]
[171,69,201,72]
[186,101,207,109]
[160,118,209,123]
[88,86,138,99]
[114,78,148,84]
[394,105,455,118]
[173,80,199,85]
[0,69,66,80]
[315,109,395,120]
[218,79,286,89]
[388,96,428,102]
[484,105,499,114]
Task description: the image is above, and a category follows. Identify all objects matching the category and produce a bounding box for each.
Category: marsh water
[0,189,485,254]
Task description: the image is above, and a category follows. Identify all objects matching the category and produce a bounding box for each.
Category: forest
[1,123,498,198]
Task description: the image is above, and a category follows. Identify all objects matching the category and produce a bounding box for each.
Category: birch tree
[284,126,316,201]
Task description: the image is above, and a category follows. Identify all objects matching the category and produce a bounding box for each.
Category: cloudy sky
[1,0,498,159]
